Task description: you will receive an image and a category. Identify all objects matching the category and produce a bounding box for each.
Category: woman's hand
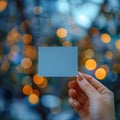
[68,72,115,120]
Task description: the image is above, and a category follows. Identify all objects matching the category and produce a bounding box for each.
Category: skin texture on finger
[69,88,77,98]
[77,73,100,100]
[81,72,112,95]
[68,73,116,120]
[68,80,77,88]
[81,73,109,90]
[68,88,87,105]
[68,80,88,100]
[68,98,82,112]
[69,97,90,120]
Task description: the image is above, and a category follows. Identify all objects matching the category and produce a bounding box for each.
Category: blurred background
[0,0,120,120]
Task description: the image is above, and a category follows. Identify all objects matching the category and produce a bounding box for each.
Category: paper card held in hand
[38,47,78,77]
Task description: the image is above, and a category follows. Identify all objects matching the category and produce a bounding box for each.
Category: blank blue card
[38,47,78,77]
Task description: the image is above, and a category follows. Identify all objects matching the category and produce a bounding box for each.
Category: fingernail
[73,101,79,107]
[77,72,83,81]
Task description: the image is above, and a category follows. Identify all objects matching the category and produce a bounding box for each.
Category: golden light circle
[115,40,120,51]
[21,58,32,69]
[101,33,111,43]
[105,51,113,59]
[23,45,37,60]
[28,93,39,104]
[22,34,32,45]
[39,78,48,89]
[33,74,44,85]
[56,28,67,38]
[95,68,106,80]
[85,59,97,71]
[22,85,32,95]
[85,49,94,58]
[0,0,8,12]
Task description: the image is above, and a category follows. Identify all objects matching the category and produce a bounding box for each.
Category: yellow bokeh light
[95,68,106,80]
[23,45,37,60]
[84,49,94,58]
[22,34,32,45]
[39,78,48,88]
[0,0,8,12]
[7,28,22,46]
[56,28,67,38]
[33,74,44,85]
[28,93,39,104]
[85,59,97,70]
[21,58,32,69]
[115,40,120,51]
[22,85,32,95]
[101,33,111,43]
[105,51,113,59]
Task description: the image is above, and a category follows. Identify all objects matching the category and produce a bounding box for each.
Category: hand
[68,72,115,120]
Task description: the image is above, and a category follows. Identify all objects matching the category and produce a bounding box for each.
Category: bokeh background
[0,0,120,120]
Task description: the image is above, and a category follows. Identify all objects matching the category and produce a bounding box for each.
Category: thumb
[77,73,99,99]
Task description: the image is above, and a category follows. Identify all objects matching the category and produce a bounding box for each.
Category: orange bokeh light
[22,34,32,45]
[105,51,113,59]
[95,68,106,80]
[23,45,37,60]
[28,93,39,104]
[22,85,32,95]
[85,59,97,71]
[101,33,111,43]
[56,28,67,38]
[33,74,44,85]
[7,28,22,46]
[0,0,8,12]
[84,49,94,58]
[21,58,32,69]
[115,40,120,51]
[39,78,48,88]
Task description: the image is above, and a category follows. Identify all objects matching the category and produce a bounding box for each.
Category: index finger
[81,72,109,91]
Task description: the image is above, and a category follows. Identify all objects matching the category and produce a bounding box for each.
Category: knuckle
[82,81,90,87]
[108,90,114,96]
